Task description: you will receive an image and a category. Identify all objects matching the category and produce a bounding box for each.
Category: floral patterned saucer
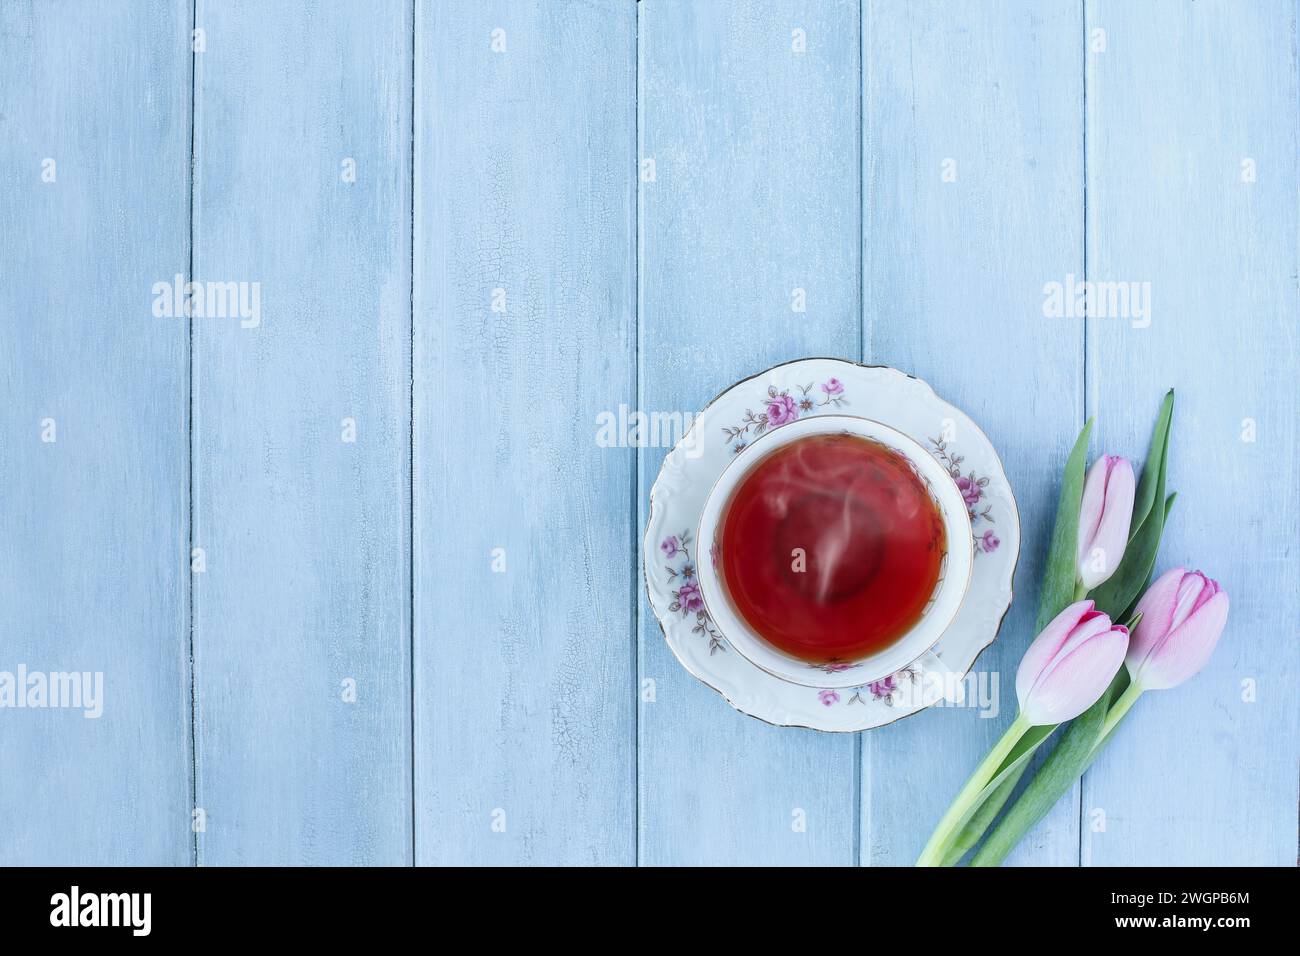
[644,358,1020,731]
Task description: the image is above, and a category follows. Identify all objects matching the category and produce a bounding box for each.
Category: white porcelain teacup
[696,415,973,688]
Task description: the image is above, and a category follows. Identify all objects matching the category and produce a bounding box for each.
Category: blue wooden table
[1,0,1295,866]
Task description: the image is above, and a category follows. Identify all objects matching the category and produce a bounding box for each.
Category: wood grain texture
[0,0,194,865]
[638,0,862,866]
[861,0,1086,866]
[413,0,637,865]
[1081,0,1300,866]
[191,0,413,865]
[1,0,1296,868]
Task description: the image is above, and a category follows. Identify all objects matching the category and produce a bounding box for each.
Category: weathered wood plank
[413,0,637,865]
[191,0,413,865]
[0,0,194,865]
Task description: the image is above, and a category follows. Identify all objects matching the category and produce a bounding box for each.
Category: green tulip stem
[968,673,1137,868]
[916,712,1032,866]
[1092,680,1144,756]
[1073,581,1090,602]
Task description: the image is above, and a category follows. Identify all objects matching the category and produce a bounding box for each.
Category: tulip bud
[1126,568,1228,690]
[1016,600,1129,725]
[1075,455,1135,590]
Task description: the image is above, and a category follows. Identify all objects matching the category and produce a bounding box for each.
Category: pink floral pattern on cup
[721,380,850,455]
[808,659,862,675]
[955,475,983,509]
[663,529,724,654]
[932,436,997,556]
[676,581,704,614]
[766,393,799,427]
[819,666,922,708]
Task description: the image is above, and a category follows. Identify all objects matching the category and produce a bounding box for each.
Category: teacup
[696,415,973,688]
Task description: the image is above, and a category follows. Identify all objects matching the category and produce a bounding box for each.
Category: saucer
[643,358,1020,731]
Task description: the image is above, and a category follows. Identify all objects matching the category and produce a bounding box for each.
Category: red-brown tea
[718,433,947,664]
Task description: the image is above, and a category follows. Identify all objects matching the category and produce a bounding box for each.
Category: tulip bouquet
[917,391,1230,866]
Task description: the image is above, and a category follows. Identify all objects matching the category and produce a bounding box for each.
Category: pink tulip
[1016,600,1129,725]
[918,601,1127,865]
[1076,455,1136,590]
[1126,568,1228,690]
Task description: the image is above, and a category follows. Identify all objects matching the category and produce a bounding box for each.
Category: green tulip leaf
[1128,389,1174,537]
[1091,395,1174,620]
[1036,419,1094,631]
[935,722,1057,864]
[969,672,1125,867]
[1115,495,1175,621]
[974,724,1057,810]
[940,761,1029,866]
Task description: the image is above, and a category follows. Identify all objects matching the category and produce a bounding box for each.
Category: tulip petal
[1019,627,1128,725]
[1133,591,1229,690]
[1168,572,1208,627]
[1016,600,1094,708]
[1033,610,1114,691]
[1077,457,1135,589]
[1126,567,1186,676]
[1076,458,1109,565]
